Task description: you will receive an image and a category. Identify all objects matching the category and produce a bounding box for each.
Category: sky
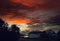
[0,0,60,31]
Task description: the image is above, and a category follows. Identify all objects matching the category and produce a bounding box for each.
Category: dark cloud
[0,0,60,32]
[10,0,60,10]
[46,14,60,25]
[0,0,60,25]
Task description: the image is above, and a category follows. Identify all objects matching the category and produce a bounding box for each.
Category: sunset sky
[0,0,60,31]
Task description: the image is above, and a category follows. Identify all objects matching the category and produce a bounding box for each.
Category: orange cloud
[7,18,31,24]
[2,12,30,24]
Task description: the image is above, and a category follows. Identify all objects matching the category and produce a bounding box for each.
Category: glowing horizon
[8,23,30,31]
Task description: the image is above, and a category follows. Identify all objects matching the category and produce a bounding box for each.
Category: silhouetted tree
[46,30,56,41]
[0,19,8,31]
[40,31,49,41]
[0,19,20,41]
[9,24,20,41]
[57,31,60,41]
[11,24,20,32]
[0,19,9,41]
[0,19,5,27]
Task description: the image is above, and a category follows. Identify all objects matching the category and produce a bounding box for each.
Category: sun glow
[8,23,30,31]
[6,18,30,24]
[18,24,29,31]
[3,16,31,31]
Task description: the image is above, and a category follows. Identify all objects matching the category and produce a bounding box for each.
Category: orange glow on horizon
[6,18,31,24]
[2,12,31,24]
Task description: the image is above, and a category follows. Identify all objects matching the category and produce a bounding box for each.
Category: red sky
[10,0,60,10]
[0,0,60,24]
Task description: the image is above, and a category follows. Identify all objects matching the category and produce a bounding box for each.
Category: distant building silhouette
[28,31,41,38]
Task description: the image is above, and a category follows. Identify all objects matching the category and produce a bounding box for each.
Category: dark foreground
[20,38,59,41]
[0,19,60,41]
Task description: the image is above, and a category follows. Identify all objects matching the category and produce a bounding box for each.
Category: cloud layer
[0,0,60,31]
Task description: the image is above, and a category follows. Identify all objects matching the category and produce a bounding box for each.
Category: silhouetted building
[28,31,41,38]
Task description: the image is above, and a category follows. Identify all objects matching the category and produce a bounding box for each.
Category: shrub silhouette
[0,19,20,41]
